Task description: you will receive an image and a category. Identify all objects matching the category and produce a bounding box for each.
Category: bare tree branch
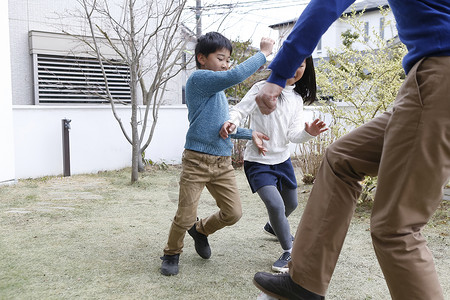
[81,0,132,144]
[63,0,193,181]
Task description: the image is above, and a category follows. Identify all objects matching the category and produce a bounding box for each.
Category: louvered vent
[35,54,131,104]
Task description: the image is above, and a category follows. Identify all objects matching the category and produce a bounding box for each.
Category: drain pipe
[62,119,71,177]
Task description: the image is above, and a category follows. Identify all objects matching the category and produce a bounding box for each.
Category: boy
[160,32,274,276]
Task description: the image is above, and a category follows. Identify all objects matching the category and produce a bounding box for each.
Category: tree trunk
[129,1,139,183]
[130,67,139,182]
[138,149,145,172]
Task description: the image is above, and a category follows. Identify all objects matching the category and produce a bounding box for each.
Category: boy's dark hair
[293,56,317,105]
[195,32,233,69]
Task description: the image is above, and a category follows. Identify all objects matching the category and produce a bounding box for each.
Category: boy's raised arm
[260,37,275,57]
[192,37,275,95]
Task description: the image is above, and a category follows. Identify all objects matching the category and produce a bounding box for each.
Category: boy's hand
[305,118,328,136]
[260,37,275,57]
[252,131,270,156]
[220,121,236,139]
[255,82,283,115]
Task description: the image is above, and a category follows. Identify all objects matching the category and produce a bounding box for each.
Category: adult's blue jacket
[267,0,450,88]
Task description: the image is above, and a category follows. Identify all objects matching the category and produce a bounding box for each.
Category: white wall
[0,0,16,184]
[12,104,333,179]
[13,105,189,179]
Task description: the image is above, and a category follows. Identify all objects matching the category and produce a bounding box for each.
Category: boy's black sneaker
[263,222,295,241]
[253,272,324,300]
[160,254,179,276]
[188,224,211,259]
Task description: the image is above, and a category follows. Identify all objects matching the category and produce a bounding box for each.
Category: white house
[4,0,196,181]
[269,0,396,60]
[0,1,15,184]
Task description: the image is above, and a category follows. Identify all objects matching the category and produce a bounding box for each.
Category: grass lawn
[0,166,448,299]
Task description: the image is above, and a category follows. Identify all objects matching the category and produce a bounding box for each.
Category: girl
[220,56,327,272]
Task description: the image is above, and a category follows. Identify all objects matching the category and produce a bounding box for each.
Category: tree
[67,0,193,182]
[316,8,407,138]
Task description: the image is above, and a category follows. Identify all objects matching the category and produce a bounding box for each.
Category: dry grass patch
[0,167,448,299]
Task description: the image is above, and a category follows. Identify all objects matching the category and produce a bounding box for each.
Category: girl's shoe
[263,222,295,241]
[272,252,291,273]
[263,222,277,237]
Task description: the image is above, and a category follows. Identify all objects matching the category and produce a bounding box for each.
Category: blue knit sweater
[267,0,450,87]
[184,51,267,156]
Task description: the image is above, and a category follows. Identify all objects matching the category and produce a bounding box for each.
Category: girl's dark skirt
[244,158,297,193]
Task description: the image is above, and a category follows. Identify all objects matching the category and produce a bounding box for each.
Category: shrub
[313,7,407,201]
[293,126,336,184]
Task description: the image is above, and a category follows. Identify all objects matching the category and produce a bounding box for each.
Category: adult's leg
[197,157,242,236]
[258,185,294,250]
[290,112,390,295]
[371,57,450,299]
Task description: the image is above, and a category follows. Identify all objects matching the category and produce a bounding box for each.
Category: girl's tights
[257,185,298,250]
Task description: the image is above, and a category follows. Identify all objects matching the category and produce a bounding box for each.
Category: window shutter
[34,54,131,105]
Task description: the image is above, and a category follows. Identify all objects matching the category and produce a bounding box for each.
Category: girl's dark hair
[292,56,317,105]
[194,32,233,69]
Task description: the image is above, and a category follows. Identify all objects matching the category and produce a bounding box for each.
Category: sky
[183,0,368,50]
[184,0,310,49]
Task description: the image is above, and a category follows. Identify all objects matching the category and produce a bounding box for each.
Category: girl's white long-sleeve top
[229,81,313,165]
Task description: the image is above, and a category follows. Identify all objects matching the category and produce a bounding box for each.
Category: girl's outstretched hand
[305,118,328,136]
[220,121,236,139]
[252,131,270,156]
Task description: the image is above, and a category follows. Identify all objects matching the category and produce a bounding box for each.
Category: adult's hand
[255,82,283,115]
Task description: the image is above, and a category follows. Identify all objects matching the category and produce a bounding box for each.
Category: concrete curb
[443,188,450,201]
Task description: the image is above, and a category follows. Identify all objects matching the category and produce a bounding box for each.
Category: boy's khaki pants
[164,149,242,256]
[290,56,449,299]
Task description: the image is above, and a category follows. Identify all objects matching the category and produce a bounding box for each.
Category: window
[33,54,130,104]
[29,30,130,105]
[380,17,385,39]
[364,22,369,42]
[317,37,322,54]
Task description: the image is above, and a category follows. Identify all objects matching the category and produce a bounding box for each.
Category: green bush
[310,7,406,200]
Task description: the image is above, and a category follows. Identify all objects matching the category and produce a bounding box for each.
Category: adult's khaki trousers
[290,57,450,299]
[164,149,242,256]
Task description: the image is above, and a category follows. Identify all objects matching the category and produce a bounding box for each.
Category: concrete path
[444,188,450,201]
